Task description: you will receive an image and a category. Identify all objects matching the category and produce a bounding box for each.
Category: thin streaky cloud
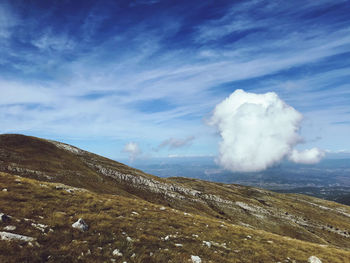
[0,0,349,159]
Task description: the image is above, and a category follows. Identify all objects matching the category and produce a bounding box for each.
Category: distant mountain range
[0,134,350,262]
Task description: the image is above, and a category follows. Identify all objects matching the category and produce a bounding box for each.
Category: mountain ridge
[1,134,350,262]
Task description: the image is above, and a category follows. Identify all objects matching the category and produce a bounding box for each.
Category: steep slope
[1,134,350,252]
[1,172,350,263]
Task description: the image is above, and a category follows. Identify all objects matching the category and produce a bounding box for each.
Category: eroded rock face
[50,141,83,155]
[72,218,88,232]
[85,162,238,210]
[2,165,52,180]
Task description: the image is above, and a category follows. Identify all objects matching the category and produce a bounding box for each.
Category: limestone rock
[3,225,16,231]
[202,241,211,248]
[72,218,88,232]
[112,249,123,257]
[0,231,35,242]
[0,213,11,223]
[308,256,322,263]
[191,255,202,263]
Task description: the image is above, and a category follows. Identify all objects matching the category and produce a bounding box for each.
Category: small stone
[159,207,166,211]
[3,225,16,231]
[175,243,183,247]
[308,256,322,263]
[126,236,133,242]
[112,249,123,257]
[72,218,88,232]
[191,255,202,263]
[202,241,211,248]
[31,223,47,232]
[0,213,11,222]
[2,188,7,192]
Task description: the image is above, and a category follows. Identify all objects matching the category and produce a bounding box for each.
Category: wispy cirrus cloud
[0,2,18,40]
[32,32,76,52]
[0,0,349,159]
[157,136,195,150]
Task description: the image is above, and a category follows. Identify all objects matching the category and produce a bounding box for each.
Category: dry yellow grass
[2,134,350,262]
[1,172,350,263]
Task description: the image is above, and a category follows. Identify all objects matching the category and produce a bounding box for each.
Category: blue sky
[0,0,350,161]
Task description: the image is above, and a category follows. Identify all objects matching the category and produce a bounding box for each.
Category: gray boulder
[0,213,11,223]
[72,218,88,231]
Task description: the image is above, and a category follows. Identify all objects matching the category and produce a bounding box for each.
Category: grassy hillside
[1,172,349,263]
[1,134,350,262]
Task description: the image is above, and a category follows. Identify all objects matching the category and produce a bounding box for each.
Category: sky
[0,0,350,168]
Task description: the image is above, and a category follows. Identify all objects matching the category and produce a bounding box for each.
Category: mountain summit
[0,134,350,262]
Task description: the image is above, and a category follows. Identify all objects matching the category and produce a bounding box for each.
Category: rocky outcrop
[0,231,35,242]
[1,165,53,180]
[49,141,84,155]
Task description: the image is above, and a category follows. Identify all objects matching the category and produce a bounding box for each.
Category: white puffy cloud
[122,142,141,161]
[209,89,324,172]
[288,148,325,164]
